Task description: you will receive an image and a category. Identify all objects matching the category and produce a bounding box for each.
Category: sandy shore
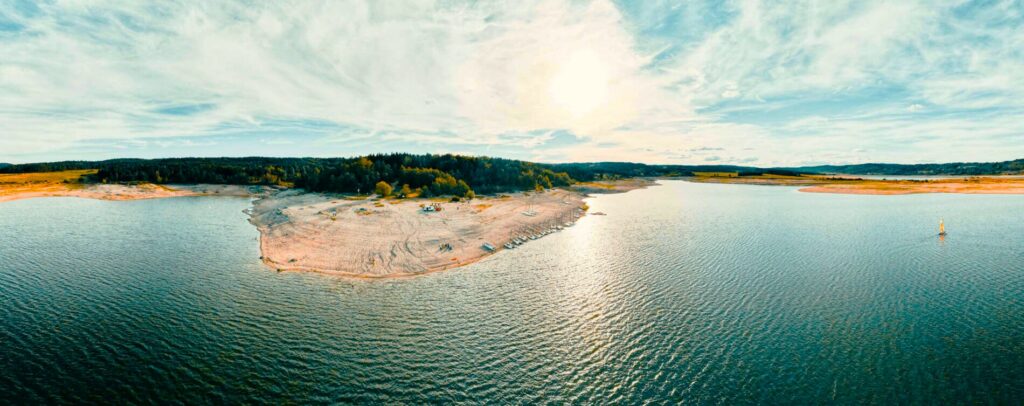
[0,181,264,203]
[0,170,272,203]
[686,175,1024,195]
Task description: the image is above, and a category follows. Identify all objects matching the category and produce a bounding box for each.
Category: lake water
[1,181,1022,404]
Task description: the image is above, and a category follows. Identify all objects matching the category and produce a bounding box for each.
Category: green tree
[374,180,393,197]
[399,184,413,198]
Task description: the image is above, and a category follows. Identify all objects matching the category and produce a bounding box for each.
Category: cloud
[1,0,1022,165]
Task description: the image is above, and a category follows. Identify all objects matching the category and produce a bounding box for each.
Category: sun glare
[548,50,610,118]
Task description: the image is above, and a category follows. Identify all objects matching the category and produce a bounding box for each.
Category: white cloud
[1,0,1022,165]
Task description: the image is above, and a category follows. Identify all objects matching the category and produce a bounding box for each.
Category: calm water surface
[1,181,1022,404]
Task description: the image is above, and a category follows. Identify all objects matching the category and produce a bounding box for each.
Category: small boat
[938,219,947,236]
[482,242,496,251]
[504,243,514,249]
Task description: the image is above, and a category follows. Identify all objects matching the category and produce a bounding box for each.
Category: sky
[1,0,1023,166]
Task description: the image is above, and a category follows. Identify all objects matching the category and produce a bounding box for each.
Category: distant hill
[547,162,804,179]
[0,163,10,169]
[793,158,1024,176]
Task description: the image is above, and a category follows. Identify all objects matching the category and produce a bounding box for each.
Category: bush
[374,180,393,197]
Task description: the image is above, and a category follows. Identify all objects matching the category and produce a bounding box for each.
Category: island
[0,156,652,278]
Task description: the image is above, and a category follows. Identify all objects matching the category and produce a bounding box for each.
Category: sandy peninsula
[686,174,1024,195]
[249,189,586,278]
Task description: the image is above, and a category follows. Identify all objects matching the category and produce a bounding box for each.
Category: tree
[399,184,413,198]
[375,180,393,197]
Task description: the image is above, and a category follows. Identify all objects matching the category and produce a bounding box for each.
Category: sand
[249,189,588,278]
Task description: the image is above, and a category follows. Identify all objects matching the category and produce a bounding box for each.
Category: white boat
[482,242,496,251]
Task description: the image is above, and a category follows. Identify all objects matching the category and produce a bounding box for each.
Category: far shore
[0,170,266,202]
[684,174,1024,195]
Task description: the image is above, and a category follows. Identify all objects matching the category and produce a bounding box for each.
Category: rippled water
[1,181,1023,403]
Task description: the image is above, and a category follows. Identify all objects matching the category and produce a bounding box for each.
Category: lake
[1,181,1022,403]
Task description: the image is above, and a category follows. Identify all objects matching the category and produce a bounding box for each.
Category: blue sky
[1,0,1022,165]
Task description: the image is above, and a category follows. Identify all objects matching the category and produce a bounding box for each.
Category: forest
[0,154,575,197]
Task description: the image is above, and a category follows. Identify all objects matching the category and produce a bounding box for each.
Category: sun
[548,50,610,118]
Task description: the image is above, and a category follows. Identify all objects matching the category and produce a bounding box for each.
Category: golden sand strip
[686,175,1024,195]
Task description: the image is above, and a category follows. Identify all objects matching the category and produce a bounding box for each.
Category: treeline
[6,154,1022,194]
[0,154,575,197]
